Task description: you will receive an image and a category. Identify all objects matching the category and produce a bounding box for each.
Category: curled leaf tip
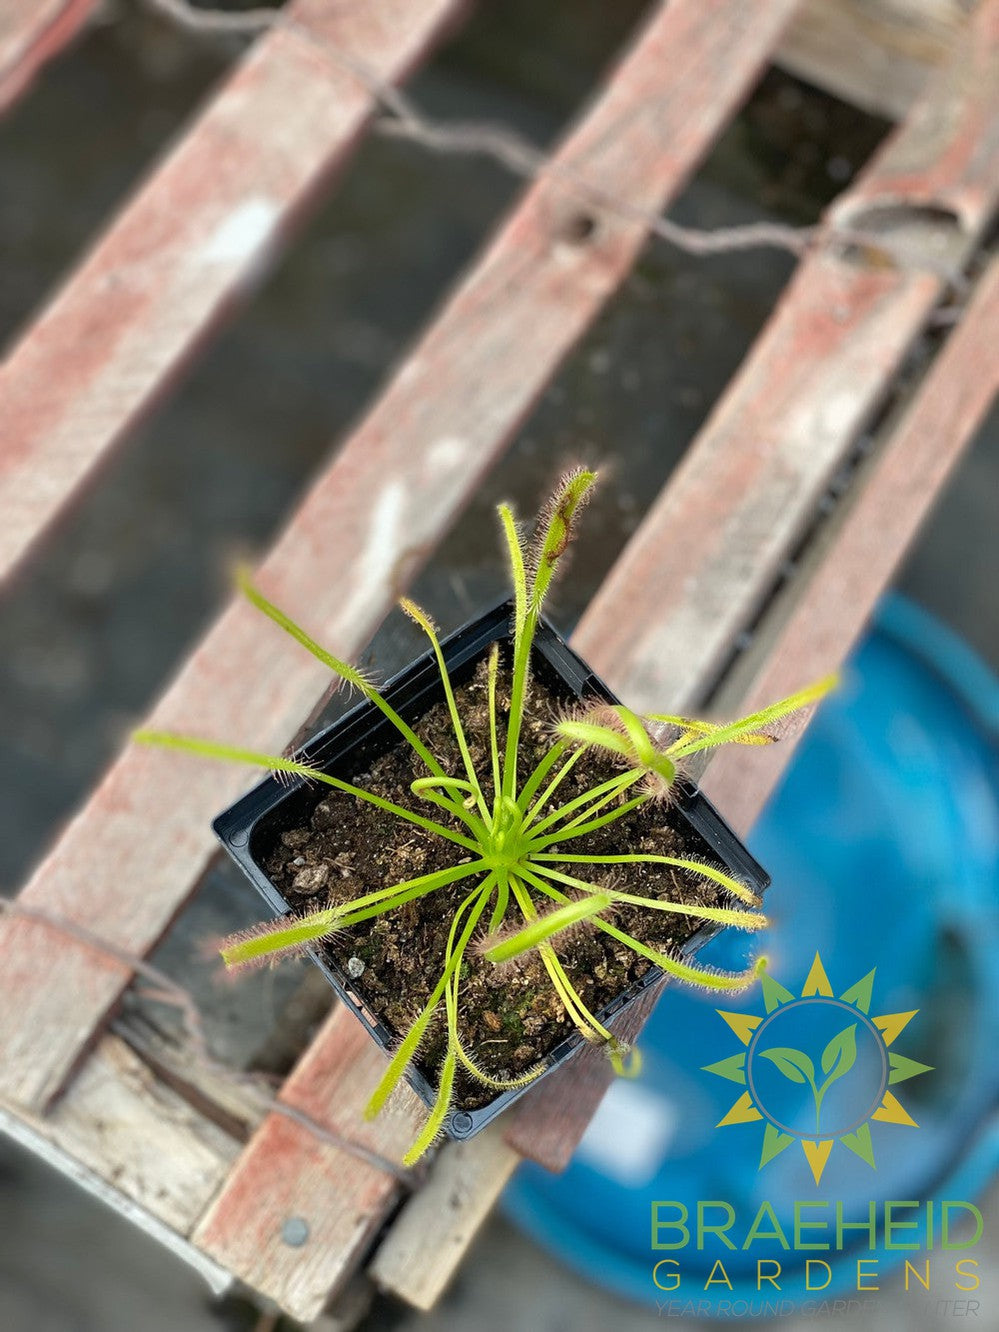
[233,560,256,590]
[399,597,438,634]
[608,1038,642,1078]
[526,468,598,605]
[555,704,676,795]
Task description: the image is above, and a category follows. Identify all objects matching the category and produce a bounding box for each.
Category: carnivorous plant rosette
[137,471,834,1163]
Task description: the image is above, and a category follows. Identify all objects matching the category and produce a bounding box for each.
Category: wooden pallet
[1,0,997,1323]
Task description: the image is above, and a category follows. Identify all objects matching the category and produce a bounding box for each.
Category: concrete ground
[0,4,995,1330]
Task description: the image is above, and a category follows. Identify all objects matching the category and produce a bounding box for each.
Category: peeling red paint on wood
[569,257,941,715]
[0,0,97,114]
[832,3,999,232]
[0,0,798,1116]
[0,0,464,584]
[702,258,999,837]
[569,0,999,722]
[0,1031,241,1233]
[507,0,999,1172]
[193,1007,422,1324]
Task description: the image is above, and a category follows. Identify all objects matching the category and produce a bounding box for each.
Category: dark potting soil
[263,659,741,1110]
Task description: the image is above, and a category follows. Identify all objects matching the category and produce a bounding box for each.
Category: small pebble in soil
[313,799,337,828]
[347,956,365,979]
[292,862,330,895]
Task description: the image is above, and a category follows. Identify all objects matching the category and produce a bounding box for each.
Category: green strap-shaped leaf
[666,675,839,759]
[483,893,612,964]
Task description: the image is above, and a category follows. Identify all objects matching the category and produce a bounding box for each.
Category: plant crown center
[483,802,532,867]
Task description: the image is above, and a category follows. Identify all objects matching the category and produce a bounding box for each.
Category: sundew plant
[137,472,834,1164]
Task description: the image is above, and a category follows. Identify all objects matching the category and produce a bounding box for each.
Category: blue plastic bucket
[505,596,999,1310]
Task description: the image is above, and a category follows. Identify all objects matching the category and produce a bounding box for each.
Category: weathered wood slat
[368,1125,520,1312]
[571,262,939,715]
[703,257,999,836]
[776,0,969,120]
[577,260,940,703]
[112,1010,267,1142]
[0,1093,234,1298]
[192,1006,423,1324]
[0,987,422,1317]
[0,0,462,585]
[506,0,999,1172]
[0,0,97,114]
[0,0,798,1115]
[0,1032,240,1236]
[573,2,999,719]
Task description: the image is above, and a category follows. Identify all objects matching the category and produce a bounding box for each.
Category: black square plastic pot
[213,599,770,1143]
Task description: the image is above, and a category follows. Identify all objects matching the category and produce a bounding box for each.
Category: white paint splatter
[427,436,467,472]
[200,197,279,266]
[337,481,406,631]
[395,358,424,386]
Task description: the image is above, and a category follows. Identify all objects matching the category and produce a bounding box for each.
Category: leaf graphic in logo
[820,1024,857,1090]
[757,1047,815,1086]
